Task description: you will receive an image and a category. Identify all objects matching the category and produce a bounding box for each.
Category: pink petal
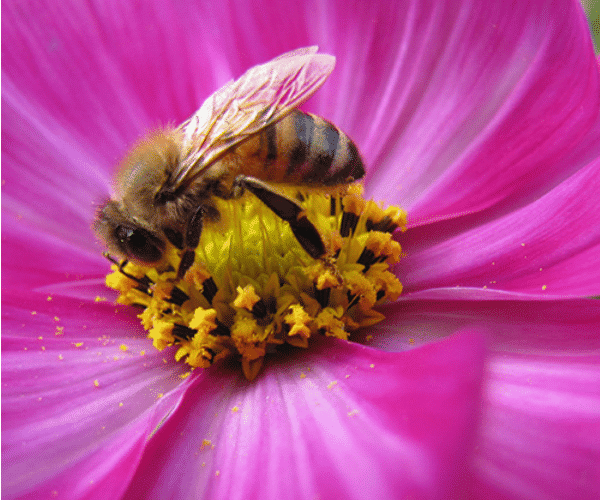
[471,353,600,500]
[2,217,107,293]
[395,154,600,296]
[367,300,600,499]
[361,0,600,226]
[2,291,190,499]
[367,296,600,353]
[122,334,486,500]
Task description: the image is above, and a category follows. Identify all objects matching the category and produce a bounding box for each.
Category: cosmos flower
[3,0,600,499]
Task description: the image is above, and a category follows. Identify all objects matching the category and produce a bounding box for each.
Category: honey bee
[95,47,365,278]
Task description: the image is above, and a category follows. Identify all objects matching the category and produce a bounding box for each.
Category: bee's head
[94,200,166,263]
[95,128,185,263]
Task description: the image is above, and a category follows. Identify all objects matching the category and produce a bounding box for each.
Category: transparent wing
[171,47,335,188]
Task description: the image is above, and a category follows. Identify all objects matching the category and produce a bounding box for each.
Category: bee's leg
[103,253,154,294]
[233,176,326,259]
[176,206,205,279]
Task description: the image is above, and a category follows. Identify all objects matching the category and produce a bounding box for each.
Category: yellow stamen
[104,184,406,380]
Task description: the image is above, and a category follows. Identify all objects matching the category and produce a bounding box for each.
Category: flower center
[105,185,406,380]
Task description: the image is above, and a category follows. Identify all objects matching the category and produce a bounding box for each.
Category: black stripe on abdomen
[287,112,315,175]
[310,121,339,179]
[332,139,365,183]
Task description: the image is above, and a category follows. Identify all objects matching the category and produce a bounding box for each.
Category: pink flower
[3,0,600,499]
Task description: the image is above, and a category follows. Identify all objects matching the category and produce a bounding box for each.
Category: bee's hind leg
[173,205,205,279]
[233,175,326,259]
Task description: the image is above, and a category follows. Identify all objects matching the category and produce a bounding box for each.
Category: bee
[95,47,365,278]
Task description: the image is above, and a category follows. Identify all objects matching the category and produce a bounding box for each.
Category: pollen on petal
[102,185,405,380]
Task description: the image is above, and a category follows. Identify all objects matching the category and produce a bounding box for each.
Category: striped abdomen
[230,110,365,186]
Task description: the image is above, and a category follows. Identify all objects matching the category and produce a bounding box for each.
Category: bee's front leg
[175,205,205,279]
[233,175,326,259]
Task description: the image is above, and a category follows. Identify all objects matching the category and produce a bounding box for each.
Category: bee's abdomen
[236,110,365,186]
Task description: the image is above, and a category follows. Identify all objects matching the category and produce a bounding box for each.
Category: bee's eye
[115,225,165,263]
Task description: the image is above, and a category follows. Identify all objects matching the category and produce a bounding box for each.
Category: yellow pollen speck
[201,439,212,450]
[348,409,359,417]
[542,285,547,290]
[327,380,338,389]
[94,379,100,387]
[285,305,312,338]
[41,346,46,351]
[140,350,145,356]
[231,406,240,413]
[157,393,163,399]
[521,243,526,246]
[215,471,220,477]
[31,311,37,315]
[300,372,306,379]
[345,374,350,378]
[47,296,52,301]
[179,371,191,379]
[119,402,124,407]
[202,462,206,467]
[233,285,261,311]
[58,354,64,360]
[54,316,60,322]
[38,336,43,340]
[189,308,218,333]
[73,342,83,347]
[365,335,372,341]
[369,364,375,368]
[95,296,107,302]
[409,338,415,345]
[119,344,128,352]
[102,185,405,380]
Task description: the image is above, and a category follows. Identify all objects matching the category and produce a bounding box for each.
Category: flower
[3,0,600,499]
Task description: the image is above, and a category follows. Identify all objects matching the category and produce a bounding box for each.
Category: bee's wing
[172,47,335,188]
